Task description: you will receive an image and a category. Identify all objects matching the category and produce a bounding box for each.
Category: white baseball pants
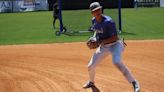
[87,40,136,83]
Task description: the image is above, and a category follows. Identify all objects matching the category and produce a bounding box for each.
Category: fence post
[118,0,122,33]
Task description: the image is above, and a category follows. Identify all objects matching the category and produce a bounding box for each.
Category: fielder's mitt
[86,37,100,49]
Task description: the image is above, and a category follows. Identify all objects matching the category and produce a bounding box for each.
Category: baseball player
[83,2,140,92]
[53,2,59,23]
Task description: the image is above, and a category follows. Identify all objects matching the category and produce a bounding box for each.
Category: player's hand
[86,37,100,49]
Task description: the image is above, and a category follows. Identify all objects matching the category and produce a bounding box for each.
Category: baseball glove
[86,37,100,49]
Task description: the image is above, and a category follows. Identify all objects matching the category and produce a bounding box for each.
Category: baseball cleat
[83,81,95,89]
[132,80,140,92]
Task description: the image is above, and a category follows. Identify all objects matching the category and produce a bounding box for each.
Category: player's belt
[103,40,118,45]
[103,36,119,45]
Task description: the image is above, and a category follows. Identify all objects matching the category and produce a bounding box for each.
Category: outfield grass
[0,8,164,45]
[122,8,164,39]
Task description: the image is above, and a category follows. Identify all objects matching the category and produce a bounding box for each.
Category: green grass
[0,8,164,45]
[62,9,119,30]
[122,8,164,39]
[0,11,90,45]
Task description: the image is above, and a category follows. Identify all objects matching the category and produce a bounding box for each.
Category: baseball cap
[89,2,102,12]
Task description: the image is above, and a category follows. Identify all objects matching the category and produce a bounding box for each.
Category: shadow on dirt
[91,86,100,92]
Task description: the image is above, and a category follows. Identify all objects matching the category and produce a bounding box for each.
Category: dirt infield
[0,40,164,92]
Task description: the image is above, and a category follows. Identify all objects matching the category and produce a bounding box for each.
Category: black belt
[103,40,118,45]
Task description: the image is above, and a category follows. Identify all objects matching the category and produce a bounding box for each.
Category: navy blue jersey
[92,15,117,41]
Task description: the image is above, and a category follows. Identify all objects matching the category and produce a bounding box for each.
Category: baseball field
[0,8,164,92]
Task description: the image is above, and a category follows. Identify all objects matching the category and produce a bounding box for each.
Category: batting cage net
[53,0,121,36]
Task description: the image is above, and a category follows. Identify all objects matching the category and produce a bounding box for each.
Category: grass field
[0,8,164,45]
[122,8,164,39]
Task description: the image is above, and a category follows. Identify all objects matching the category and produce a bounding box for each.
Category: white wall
[161,0,164,7]
[0,0,48,13]
[0,1,12,13]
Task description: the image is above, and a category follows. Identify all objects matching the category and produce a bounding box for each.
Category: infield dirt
[0,40,164,92]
